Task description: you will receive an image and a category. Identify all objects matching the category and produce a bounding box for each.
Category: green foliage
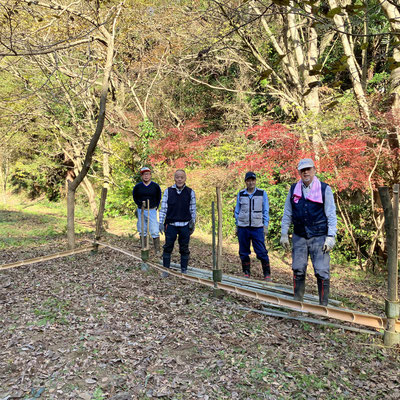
[139,118,158,163]
[11,154,64,201]
[33,297,70,326]
[367,71,389,94]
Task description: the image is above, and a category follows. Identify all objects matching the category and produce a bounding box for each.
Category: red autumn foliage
[234,121,380,193]
[149,118,219,168]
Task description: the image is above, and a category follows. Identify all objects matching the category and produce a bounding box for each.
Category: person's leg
[148,209,160,254]
[292,233,309,301]
[163,224,178,269]
[238,227,251,276]
[177,225,191,273]
[251,227,271,279]
[309,235,330,305]
[149,209,159,238]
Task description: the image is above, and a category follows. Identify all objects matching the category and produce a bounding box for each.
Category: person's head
[174,169,187,189]
[297,158,316,186]
[140,167,152,184]
[244,171,256,192]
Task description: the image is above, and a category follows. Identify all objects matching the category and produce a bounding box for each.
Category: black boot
[242,260,251,278]
[293,274,306,302]
[261,260,271,281]
[317,278,330,306]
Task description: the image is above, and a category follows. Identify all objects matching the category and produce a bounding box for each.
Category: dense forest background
[1,0,400,270]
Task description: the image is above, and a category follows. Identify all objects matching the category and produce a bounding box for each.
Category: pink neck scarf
[293,176,323,204]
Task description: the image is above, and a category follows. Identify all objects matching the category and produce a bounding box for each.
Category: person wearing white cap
[234,171,271,281]
[132,167,162,254]
[280,158,337,306]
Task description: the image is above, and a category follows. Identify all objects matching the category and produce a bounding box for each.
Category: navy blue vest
[290,182,328,238]
[165,186,192,224]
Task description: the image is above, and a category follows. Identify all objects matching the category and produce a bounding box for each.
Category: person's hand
[280,234,290,251]
[189,220,195,235]
[135,208,139,218]
[323,236,335,253]
[159,223,165,235]
[263,225,268,237]
[235,226,238,237]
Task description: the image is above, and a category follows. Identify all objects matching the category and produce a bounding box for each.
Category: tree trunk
[66,12,119,249]
[379,0,400,114]
[328,0,370,122]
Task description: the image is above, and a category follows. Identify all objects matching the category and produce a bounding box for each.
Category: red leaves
[149,118,219,168]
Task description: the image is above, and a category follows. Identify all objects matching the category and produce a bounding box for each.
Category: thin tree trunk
[67,11,120,249]
[328,0,370,122]
[379,0,400,114]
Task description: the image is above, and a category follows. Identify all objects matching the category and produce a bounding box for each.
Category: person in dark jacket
[132,167,162,254]
[280,158,337,306]
[158,169,196,274]
[234,171,271,281]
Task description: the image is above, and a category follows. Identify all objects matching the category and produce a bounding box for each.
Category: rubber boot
[180,255,189,273]
[317,278,330,306]
[261,260,271,282]
[242,260,251,278]
[293,274,306,302]
[162,254,171,278]
[153,237,160,256]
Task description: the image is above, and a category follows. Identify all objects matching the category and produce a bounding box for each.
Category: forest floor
[1,199,400,400]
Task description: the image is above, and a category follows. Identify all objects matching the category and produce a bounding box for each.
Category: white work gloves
[159,223,165,235]
[280,234,290,251]
[323,236,335,253]
[263,225,268,237]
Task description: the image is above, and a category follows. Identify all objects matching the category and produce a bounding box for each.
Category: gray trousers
[292,233,330,280]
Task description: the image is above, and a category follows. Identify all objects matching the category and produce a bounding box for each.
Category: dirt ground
[1,228,399,400]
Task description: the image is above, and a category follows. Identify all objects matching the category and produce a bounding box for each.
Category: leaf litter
[0,233,399,399]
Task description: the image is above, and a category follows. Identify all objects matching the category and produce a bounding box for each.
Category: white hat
[297,158,315,170]
[140,166,151,174]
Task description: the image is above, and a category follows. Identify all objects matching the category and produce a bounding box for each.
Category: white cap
[297,158,315,170]
[140,167,151,174]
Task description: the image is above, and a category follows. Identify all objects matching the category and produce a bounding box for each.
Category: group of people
[132,158,337,306]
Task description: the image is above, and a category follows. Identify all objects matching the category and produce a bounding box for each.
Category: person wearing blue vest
[158,169,196,275]
[280,158,337,306]
[234,171,271,281]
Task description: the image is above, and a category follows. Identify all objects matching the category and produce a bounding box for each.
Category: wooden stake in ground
[213,186,223,297]
[140,201,149,270]
[378,186,400,346]
[93,187,108,252]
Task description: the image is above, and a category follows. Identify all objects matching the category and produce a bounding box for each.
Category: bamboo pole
[378,186,400,346]
[140,201,149,266]
[140,201,145,250]
[93,187,108,252]
[146,199,150,250]
[213,187,223,296]
[216,186,223,270]
[393,184,399,270]
[211,201,216,270]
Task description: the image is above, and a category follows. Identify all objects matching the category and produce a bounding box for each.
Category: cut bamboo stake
[146,199,150,250]
[378,186,400,346]
[212,201,216,270]
[140,200,149,269]
[213,187,223,296]
[93,187,108,252]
